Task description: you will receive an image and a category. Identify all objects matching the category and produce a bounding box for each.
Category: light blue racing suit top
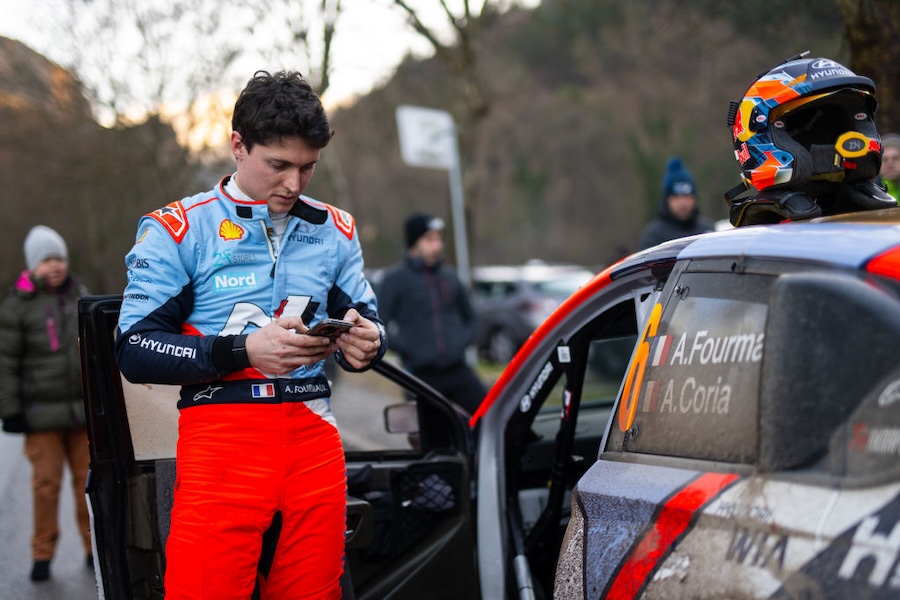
[115,175,385,409]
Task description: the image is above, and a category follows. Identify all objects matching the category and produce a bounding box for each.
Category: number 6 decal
[618,302,662,432]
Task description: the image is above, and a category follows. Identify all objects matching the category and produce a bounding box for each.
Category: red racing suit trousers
[163,401,346,599]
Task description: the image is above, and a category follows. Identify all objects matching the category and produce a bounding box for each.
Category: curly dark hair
[232,70,334,151]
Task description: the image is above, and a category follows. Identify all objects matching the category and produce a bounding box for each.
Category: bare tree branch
[392,0,452,54]
[318,0,342,94]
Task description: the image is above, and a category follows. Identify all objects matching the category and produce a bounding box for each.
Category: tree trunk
[837,0,900,134]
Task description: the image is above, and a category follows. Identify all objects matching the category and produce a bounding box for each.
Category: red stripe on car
[605,471,739,599]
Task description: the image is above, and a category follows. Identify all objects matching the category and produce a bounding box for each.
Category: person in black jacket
[0,225,91,582]
[378,213,486,414]
[637,156,714,250]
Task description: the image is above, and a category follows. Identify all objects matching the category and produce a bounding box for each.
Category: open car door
[78,295,478,599]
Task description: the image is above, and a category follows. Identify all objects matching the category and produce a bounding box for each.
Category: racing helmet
[724,54,894,225]
[727,55,881,194]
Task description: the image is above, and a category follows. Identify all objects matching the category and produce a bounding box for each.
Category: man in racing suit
[115,70,385,600]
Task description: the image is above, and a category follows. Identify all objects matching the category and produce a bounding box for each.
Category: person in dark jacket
[0,225,91,582]
[637,156,715,250]
[378,213,486,414]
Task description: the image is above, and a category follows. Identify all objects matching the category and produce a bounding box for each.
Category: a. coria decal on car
[611,295,766,463]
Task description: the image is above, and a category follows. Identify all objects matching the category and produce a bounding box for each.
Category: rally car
[80,208,900,599]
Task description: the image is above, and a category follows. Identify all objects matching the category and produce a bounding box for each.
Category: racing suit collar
[289,198,328,225]
[216,175,328,225]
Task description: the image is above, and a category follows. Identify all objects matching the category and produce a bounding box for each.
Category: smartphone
[306,318,354,340]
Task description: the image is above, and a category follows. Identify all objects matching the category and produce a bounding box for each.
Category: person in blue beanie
[637,157,715,250]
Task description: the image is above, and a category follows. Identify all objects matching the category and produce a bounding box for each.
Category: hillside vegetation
[0,0,848,291]
[325,0,846,269]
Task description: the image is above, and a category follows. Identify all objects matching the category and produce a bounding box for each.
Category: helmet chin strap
[809,144,847,179]
[785,136,882,190]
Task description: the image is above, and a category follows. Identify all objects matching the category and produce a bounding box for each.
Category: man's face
[410,230,444,267]
[667,194,696,221]
[230,132,320,213]
[882,146,900,181]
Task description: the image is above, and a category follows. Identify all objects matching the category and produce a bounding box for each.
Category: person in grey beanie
[0,225,92,582]
[637,156,715,250]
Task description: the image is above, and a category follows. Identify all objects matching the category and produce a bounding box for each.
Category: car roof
[472,208,900,430]
[616,207,900,275]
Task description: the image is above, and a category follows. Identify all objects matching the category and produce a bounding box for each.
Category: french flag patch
[252,383,276,398]
[651,335,672,366]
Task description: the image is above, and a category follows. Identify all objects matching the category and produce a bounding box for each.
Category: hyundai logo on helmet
[808,58,853,81]
[811,59,841,70]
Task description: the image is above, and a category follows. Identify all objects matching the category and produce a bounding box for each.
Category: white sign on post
[395,104,471,288]
[396,105,456,170]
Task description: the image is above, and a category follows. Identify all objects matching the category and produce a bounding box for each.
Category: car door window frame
[495,282,661,596]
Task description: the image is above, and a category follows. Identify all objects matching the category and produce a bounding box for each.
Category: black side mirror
[384,402,419,434]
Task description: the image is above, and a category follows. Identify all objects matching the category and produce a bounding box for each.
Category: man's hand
[244,317,335,374]
[335,308,382,370]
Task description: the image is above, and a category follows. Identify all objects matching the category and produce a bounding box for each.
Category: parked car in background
[81,208,900,599]
[472,260,594,363]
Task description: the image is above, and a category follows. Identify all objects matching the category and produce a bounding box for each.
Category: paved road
[0,430,100,600]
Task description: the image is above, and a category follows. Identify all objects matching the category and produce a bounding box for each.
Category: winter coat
[377,255,477,372]
[0,271,87,431]
[637,199,715,250]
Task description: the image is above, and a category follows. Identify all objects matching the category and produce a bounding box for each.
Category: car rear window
[606,272,772,463]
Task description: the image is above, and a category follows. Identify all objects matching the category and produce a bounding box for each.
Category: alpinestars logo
[193,385,223,402]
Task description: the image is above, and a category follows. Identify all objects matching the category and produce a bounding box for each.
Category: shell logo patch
[219,219,245,241]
